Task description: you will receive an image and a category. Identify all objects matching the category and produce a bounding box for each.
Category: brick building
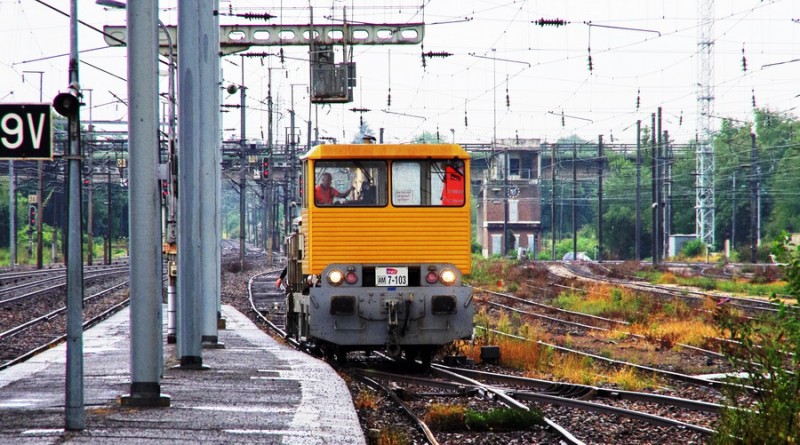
[471,138,542,257]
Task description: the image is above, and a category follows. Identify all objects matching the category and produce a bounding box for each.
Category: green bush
[465,408,544,432]
[712,238,800,444]
[680,239,705,257]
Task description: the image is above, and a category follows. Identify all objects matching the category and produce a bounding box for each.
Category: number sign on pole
[0,103,54,160]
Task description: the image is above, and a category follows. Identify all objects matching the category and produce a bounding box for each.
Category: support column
[201,0,222,347]
[121,0,169,407]
[176,0,207,370]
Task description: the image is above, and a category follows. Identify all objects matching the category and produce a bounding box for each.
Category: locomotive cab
[283,143,474,363]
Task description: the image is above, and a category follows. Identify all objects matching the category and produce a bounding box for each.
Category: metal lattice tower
[696,0,715,248]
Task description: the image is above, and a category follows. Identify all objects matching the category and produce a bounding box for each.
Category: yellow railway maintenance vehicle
[283,142,474,363]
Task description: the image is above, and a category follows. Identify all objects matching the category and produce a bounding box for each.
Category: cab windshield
[313,160,388,207]
[391,159,465,207]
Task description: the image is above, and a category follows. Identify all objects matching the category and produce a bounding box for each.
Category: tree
[351,120,375,143]
[412,131,440,144]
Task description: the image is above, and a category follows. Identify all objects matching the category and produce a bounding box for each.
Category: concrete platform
[0,305,365,444]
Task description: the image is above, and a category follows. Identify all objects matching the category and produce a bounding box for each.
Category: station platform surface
[0,305,365,444]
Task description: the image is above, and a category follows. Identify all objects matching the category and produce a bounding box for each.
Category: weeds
[423,404,465,432]
[712,237,800,444]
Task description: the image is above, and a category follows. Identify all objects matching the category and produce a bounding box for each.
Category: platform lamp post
[51,0,84,430]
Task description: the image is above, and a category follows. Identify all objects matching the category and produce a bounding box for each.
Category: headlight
[327,269,344,286]
[439,269,457,286]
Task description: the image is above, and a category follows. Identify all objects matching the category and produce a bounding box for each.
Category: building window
[509,199,519,222]
[491,234,502,256]
[509,157,520,177]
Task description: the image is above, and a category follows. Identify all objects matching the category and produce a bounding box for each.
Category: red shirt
[315,184,343,205]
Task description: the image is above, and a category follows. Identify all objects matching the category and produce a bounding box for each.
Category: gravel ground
[220,256,721,444]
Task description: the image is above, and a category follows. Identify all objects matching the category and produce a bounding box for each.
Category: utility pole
[86,90,93,266]
[731,171,736,255]
[572,142,577,261]
[651,113,658,265]
[61,0,84,429]
[24,70,45,269]
[635,120,641,261]
[239,57,247,271]
[750,133,758,263]
[551,143,556,260]
[597,135,604,263]
[656,107,663,261]
[664,129,671,259]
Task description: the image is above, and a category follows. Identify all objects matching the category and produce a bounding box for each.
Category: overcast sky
[1,0,799,146]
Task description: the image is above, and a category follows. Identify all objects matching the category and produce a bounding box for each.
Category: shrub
[680,239,706,258]
[712,240,800,444]
[465,407,544,431]
[424,404,465,432]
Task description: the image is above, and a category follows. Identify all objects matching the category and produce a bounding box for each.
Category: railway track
[242,264,725,444]
[0,276,131,371]
[558,262,781,315]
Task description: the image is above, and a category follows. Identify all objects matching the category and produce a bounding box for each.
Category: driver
[314,172,354,205]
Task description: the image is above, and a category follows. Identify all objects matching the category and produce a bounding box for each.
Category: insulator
[279,48,284,63]
[464,110,468,128]
[561,111,565,127]
[752,89,757,108]
[587,53,593,72]
[679,111,683,126]
[506,94,510,108]
[535,18,567,27]
[636,88,640,111]
[241,12,276,20]
[387,91,391,107]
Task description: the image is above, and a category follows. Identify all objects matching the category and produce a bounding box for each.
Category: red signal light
[261,157,270,179]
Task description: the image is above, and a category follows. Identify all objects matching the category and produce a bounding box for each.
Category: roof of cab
[302,143,470,160]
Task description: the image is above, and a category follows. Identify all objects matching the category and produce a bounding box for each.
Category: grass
[354,389,380,411]
[423,404,465,432]
[638,270,788,297]
[464,312,661,389]
[423,404,544,432]
[552,284,648,322]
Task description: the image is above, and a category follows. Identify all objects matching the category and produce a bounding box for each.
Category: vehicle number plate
[375,267,408,287]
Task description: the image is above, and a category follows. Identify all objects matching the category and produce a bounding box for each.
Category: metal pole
[551,143,556,260]
[731,171,736,255]
[651,113,657,265]
[121,0,168,406]
[635,120,641,261]
[86,89,94,266]
[106,167,111,264]
[177,0,205,369]
[597,135,604,263]
[239,57,247,271]
[572,142,577,261]
[200,1,219,345]
[656,107,662,261]
[267,68,274,265]
[64,0,84,430]
[8,161,15,267]
[750,133,757,263]
[25,71,45,269]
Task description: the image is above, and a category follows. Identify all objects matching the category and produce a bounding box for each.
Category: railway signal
[28,204,37,226]
[261,157,270,179]
[161,180,169,199]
